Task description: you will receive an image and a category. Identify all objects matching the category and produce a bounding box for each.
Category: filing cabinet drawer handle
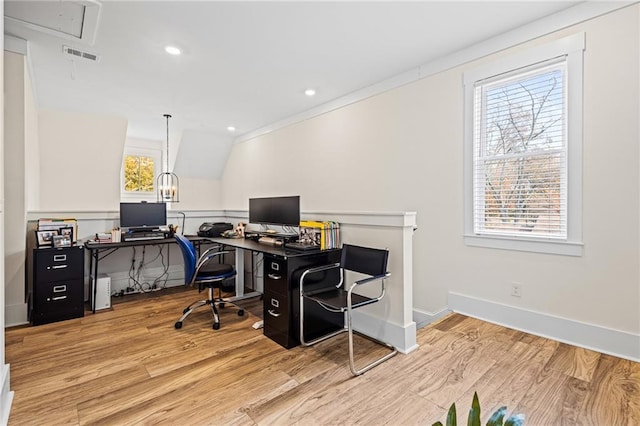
[53,255,67,262]
[267,309,281,317]
[267,273,281,280]
[52,296,67,301]
[48,265,68,270]
[53,285,67,293]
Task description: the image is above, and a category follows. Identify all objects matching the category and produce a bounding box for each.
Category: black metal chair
[299,243,397,376]
[173,235,244,330]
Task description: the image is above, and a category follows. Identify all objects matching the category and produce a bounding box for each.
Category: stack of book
[38,218,78,242]
[299,221,340,250]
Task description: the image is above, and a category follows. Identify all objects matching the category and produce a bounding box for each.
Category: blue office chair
[299,244,397,376]
[173,235,244,330]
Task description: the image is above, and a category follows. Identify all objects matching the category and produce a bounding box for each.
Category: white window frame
[121,146,162,202]
[463,33,585,256]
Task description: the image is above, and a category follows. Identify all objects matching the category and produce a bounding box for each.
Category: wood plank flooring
[5,288,640,425]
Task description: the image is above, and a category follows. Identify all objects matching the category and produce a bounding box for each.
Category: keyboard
[286,242,320,251]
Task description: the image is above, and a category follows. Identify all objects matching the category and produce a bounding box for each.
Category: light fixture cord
[164,114,171,172]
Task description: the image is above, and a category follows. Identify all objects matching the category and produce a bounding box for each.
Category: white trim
[351,309,418,354]
[463,234,583,257]
[121,146,162,202]
[413,307,452,329]
[26,209,227,222]
[449,292,640,362]
[463,33,585,256]
[4,35,27,55]
[234,3,629,144]
[4,303,28,328]
[0,364,14,426]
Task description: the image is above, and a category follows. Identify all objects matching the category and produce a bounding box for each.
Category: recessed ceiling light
[227,126,236,132]
[304,88,316,97]
[165,45,181,55]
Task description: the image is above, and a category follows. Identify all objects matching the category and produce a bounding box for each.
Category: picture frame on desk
[35,229,58,247]
[52,234,72,248]
[59,227,74,244]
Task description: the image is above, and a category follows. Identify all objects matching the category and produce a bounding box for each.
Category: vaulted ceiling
[5,1,587,179]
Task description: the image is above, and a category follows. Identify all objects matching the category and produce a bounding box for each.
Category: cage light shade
[157,113,179,203]
[157,171,179,202]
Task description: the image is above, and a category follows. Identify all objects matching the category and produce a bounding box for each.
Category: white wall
[177,177,222,210]
[1,3,17,419]
[37,109,128,211]
[222,6,640,359]
[4,52,28,328]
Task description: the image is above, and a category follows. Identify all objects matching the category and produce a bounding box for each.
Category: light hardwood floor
[6,288,640,425]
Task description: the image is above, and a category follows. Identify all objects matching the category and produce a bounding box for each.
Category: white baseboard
[449,292,640,362]
[413,307,452,329]
[352,309,418,354]
[0,363,14,426]
[5,303,28,328]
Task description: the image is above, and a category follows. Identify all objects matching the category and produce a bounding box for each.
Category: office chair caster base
[238,309,244,316]
[218,302,225,308]
[175,321,183,329]
[182,308,189,314]
[212,322,220,330]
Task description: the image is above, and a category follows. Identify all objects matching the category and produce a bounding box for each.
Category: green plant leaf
[446,402,457,426]
[468,392,481,426]
[486,406,507,426]
[504,413,525,426]
[432,422,444,426]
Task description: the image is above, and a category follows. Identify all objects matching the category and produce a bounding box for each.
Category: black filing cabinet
[263,249,343,349]
[29,246,85,325]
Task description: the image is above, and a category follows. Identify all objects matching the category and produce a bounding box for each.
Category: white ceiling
[5,1,586,178]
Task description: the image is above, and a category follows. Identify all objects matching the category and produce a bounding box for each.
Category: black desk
[84,236,215,313]
[208,237,343,348]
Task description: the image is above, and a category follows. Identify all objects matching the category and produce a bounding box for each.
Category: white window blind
[473,58,567,239]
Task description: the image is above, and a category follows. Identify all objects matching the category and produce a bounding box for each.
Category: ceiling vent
[63,45,100,62]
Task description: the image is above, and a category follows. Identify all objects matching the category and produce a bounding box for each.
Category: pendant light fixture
[157,113,179,202]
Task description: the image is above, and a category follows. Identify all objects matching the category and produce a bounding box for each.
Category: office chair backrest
[174,234,197,283]
[340,244,389,277]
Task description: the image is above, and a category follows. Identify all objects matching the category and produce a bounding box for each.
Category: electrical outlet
[511,283,522,298]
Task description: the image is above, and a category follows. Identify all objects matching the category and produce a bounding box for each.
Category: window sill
[464,234,583,256]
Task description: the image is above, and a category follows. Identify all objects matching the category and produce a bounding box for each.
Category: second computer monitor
[248,196,300,227]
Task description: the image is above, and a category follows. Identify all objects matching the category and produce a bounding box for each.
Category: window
[463,34,584,256]
[124,154,155,193]
[121,146,162,201]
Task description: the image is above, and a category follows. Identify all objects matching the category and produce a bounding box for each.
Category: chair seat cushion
[196,263,235,282]
[306,288,376,311]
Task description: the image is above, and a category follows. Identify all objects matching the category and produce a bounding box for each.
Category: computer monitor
[249,196,300,227]
[119,202,167,230]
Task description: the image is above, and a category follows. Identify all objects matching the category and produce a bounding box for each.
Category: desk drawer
[35,247,83,281]
[264,290,289,328]
[264,255,288,295]
[32,279,84,325]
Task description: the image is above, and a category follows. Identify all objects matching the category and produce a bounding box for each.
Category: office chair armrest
[348,272,390,306]
[354,272,390,286]
[302,263,340,276]
[300,263,342,295]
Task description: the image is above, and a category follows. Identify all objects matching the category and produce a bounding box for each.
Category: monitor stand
[127,226,161,233]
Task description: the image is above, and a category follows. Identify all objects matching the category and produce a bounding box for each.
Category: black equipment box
[197,222,233,237]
